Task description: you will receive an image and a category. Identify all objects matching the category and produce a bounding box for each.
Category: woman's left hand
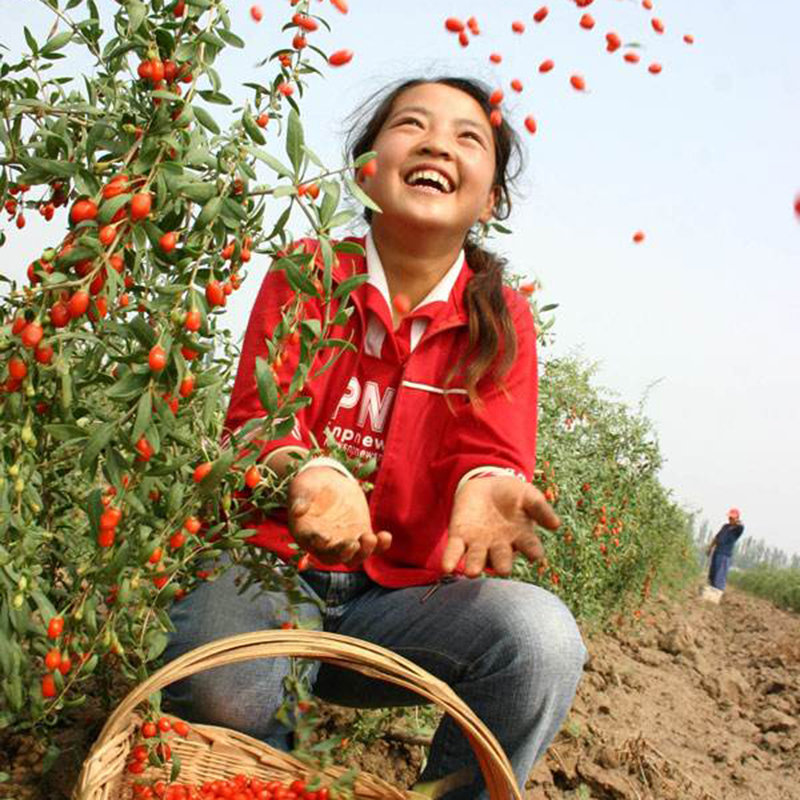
[444,476,560,578]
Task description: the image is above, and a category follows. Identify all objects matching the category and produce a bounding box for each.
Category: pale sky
[4,1,799,557]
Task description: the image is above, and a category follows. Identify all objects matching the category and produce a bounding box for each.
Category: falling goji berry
[489,89,504,106]
[539,59,554,73]
[570,74,586,91]
[511,20,525,34]
[533,6,548,23]
[606,32,622,52]
[511,79,523,92]
[328,49,353,67]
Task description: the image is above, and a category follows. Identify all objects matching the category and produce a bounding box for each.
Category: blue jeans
[162,563,586,800]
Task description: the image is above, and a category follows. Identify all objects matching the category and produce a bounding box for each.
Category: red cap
[728,508,741,519]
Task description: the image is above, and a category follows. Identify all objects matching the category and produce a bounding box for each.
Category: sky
[3,1,799,557]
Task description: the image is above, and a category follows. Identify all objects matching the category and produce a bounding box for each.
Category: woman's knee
[481,582,587,686]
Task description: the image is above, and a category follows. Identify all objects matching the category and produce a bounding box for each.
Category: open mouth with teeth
[404,168,455,194]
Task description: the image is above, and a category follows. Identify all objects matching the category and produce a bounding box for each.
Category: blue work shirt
[714,523,745,556]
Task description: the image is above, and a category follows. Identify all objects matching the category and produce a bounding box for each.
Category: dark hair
[345,77,525,408]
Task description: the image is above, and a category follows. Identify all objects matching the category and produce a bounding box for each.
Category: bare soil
[1,584,798,799]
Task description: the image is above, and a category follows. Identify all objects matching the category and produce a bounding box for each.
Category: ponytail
[445,241,517,409]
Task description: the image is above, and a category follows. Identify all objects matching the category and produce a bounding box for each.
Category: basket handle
[93,629,522,800]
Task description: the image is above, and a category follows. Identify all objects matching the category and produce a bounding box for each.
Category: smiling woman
[163,76,586,800]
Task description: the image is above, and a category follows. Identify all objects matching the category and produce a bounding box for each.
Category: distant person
[706,508,745,592]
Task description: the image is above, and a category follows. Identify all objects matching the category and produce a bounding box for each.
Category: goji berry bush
[520,351,697,624]
[0,0,370,732]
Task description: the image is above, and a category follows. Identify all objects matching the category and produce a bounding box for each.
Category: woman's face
[360,82,499,242]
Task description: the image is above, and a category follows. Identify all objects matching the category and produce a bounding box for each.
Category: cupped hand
[288,467,392,566]
[444,476,560,578]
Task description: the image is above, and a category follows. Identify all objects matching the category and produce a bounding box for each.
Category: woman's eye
[397,117,423,128]
[461,131,484,145]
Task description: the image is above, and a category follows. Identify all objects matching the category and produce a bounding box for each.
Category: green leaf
[196,90,232,106]
[80,422,116,473]
[127,0,147,34]
[23,27,39,55]
[129,316,158,348]
[132,390,153,443]
[242,111,266,145]
[332,273,369,300]
[167,481,185,516]
[244,145,293,178]
[195,195,222,228]
[146,630,169,661]
[354,151,378,168]
[282,260,319,297]
[319,180,341,228]
[43,424,87,442]
[345,175,382,213]
[254,356,278,413]
[107,370,151,401]
[41,32,73,56]
[217,29,245,48]
[286,109,304,174]
[98,194,132,225]
[180,181,217,203]
[193,105,220,135]
[334,240,366,256]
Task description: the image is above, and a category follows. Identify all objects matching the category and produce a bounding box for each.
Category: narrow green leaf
[98,194,131,224]
[345,175,382,213]
[242,111,266,145]
[286,108,304,174]
[128,1,147,34]
[319,181,341,228]
[193,105,220,135]
[41,32,73,56]
[80,423,116,473]
[218,29,245,48]
[23,27,39,55]
[332,273,369,300]
[243,145,293,178]
[195,195,222,228]
[255,356,278,413]
[132,391,153,443]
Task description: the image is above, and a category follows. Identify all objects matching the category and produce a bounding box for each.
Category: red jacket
[224,237,538,588]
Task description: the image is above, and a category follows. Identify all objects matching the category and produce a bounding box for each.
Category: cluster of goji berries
[132,773,331,800]
[127,716,191,776]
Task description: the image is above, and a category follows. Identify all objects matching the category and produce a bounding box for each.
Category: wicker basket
[74,630,522,800]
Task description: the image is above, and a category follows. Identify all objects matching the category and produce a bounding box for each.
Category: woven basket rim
[74,629,521,800]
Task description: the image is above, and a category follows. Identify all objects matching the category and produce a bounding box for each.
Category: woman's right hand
[288,467,392,566]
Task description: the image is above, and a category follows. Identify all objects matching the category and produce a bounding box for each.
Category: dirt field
[2,584,798,799]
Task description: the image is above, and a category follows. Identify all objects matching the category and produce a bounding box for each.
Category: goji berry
[539,59,554,73]
[533,7,548,23]
[570,74,586,91]
[328,49,353,67]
